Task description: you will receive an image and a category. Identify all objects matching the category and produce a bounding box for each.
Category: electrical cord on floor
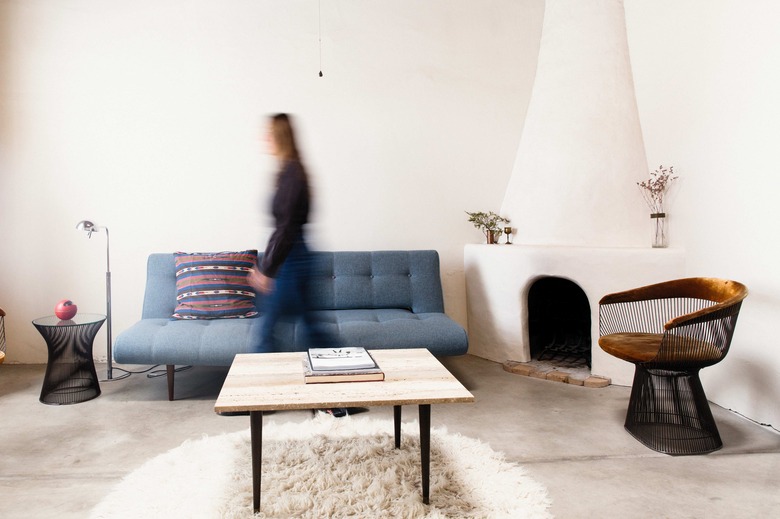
[728,407,780,434]
[99,370,131,382]
[99,365,154,383]
[147,365,193,378]
[99,364,193,383]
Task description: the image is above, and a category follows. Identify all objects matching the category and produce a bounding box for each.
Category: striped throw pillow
[172,250,259,320]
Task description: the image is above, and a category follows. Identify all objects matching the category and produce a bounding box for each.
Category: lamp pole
[76,220,114,380]
[104,226,113,380]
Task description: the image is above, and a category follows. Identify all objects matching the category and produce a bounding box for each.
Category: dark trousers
[259,241,334,351]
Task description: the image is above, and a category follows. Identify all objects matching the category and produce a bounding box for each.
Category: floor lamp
[76,220,115,380]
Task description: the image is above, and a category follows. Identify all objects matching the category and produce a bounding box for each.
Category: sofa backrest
[307,251,444,313]
[141,250,445,319]
[142,253,179,319]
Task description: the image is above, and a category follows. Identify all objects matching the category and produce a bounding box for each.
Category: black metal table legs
[394,404,432,504]
[419,404,431,505]
[250,406,433,513]
[250,411,263,513]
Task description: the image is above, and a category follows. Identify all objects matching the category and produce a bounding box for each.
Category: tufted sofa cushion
[307,251,445,313]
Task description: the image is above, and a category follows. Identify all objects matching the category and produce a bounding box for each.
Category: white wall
[626,0,780,428]
[0,1,544,361]
[3,0,778,430]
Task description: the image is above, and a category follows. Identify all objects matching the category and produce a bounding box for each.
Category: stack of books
[303,347,385,384]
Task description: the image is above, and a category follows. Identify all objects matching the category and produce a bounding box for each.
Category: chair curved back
[600,278,747,370]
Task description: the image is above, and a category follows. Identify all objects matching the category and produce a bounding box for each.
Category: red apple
[55,299,78,320]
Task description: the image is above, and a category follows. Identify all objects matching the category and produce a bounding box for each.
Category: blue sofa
[114,250,468,399]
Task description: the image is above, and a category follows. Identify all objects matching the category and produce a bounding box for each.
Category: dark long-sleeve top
[259,160,310,278]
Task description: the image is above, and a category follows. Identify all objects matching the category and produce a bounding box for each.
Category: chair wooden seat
[599,333,723,365]
[599,333,663,363]
[598,278,747,455]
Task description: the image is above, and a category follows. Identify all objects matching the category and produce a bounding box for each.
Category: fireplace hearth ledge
[464,244,685,387]
[503,360,611,388]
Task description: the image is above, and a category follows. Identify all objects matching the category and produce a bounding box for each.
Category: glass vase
[650,212,668,248]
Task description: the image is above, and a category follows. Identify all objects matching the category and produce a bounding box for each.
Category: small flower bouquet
[637,165,678,215]
[637,165,678,247]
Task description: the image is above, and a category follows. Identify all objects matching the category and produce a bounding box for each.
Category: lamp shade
[76,220,97,233]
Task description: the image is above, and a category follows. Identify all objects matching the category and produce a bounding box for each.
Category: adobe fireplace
[464,245,684,386]
[463,0,686,386]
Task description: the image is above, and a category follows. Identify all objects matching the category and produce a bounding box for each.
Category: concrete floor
[1,354,779,518]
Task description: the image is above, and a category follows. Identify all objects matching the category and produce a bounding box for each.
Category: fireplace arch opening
[527,277,591,367]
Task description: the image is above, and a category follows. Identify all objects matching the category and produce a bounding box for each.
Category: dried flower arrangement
[637,165,678,214]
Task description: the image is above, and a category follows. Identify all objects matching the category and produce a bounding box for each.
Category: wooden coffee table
[214,348,474,513]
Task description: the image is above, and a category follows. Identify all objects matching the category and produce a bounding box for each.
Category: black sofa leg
[167,364,175,401]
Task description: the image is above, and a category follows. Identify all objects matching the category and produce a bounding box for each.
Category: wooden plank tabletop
[214,348,475,413]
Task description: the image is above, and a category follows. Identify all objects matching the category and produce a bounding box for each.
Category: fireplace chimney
[501,0,647,247]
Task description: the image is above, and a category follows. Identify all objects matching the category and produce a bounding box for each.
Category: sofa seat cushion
[114,318,264,366]
[116,308,468,367]
[273,309,468,356]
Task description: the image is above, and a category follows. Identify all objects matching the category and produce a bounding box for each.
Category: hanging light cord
[318,0,323,77]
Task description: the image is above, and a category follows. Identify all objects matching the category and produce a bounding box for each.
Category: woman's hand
[247,268,274,294]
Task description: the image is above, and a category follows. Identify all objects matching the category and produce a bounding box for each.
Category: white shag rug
[90,414,552,518]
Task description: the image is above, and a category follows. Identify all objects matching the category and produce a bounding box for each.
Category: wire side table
[32,313,105,405]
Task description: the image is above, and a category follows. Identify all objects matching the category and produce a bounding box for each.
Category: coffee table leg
[250,411,263,513]
[419,404,431,505]
[394,405,402,449]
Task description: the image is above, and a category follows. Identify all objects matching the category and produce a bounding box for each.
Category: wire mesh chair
[598,278,748,455]
[0,307,6,364]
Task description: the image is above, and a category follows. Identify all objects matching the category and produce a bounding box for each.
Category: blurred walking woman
[249,113,330,351]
